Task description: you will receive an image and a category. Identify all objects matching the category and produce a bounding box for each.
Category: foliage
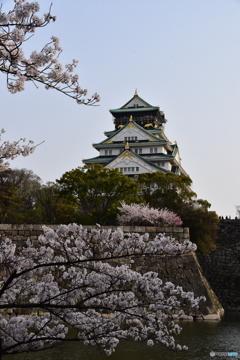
[117,202,183,227]
[0,224,205,356]
[0,168,41,223]
[138,172,196,211]
[137,171,219,254]
[0,171,78,224]
[0,0,99,105]
[33,182,78,224]
[57,164,139,225]
[177,204,219,254]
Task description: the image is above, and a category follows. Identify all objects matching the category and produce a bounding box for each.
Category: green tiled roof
[170,144,179,156]
[104,130,118,137]
[110,107,159,114]
[110,94,159,114]
[142,154,174,160]
[83,150,170,174]
[121,94,153,108]
[83,155,116,165]
[93,120,166,147]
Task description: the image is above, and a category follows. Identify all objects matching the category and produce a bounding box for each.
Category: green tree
[0,168,41,223]
[137,171,219,254]
[177,203,219,254]
[33,182,78,224]
[138,171,196,211]
[57,164,139,225]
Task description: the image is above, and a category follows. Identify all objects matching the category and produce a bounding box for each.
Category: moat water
[5,313,240,360]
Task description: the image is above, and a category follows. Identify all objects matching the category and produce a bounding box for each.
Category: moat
[6,313,240,360]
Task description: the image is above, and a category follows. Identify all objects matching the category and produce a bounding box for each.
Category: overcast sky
[1,0,240,217]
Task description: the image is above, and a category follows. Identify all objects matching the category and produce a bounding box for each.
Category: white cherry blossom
[0,224,204,356]
[0,128,39,171]
[0,0,100,105]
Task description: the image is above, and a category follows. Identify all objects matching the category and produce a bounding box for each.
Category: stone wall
[198,219,240,311]
[0,224,223,319]
[0,224,189,243]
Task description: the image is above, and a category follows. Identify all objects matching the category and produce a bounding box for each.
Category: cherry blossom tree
[118,202,183,227]
[0,224,205,357]
[0,0,100,105]
[0,0,100,172]
[0,128,40,172]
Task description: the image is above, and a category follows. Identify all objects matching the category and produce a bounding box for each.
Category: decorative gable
[122,97,150,109]
[121,91,152,109]
[103,122,161,144]
[106,150,165,175]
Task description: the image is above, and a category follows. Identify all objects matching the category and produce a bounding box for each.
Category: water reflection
[5,313,240,360]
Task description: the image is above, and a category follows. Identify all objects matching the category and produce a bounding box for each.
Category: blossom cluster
[0,224,203,356]
[0,128,37,171]
[117,202,183,226]
[0,0,100,105]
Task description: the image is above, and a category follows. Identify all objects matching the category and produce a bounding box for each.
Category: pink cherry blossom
[118,202,183,227]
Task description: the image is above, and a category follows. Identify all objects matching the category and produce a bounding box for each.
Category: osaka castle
[83,91,188,178]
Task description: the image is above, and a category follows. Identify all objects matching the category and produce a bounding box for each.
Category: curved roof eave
[110,107,159,114]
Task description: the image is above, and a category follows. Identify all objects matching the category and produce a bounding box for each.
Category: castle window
[154,148,157,153]
[135,148,142,154]
[121,167,140,173]
[105,150,112,155]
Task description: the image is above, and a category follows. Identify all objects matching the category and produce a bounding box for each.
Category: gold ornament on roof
[135,89,138,96]
[125,142,130,150]
[129,115,133,122]
[119,152,134,160]
[126,122,134,129]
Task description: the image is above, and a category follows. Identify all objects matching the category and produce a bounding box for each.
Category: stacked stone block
[198,219,240,311]
[0,224,223,318]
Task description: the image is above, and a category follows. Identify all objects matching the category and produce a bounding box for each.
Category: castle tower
[83,92,187,177]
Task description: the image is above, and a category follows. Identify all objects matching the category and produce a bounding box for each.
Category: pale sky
[1,0,240,217]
